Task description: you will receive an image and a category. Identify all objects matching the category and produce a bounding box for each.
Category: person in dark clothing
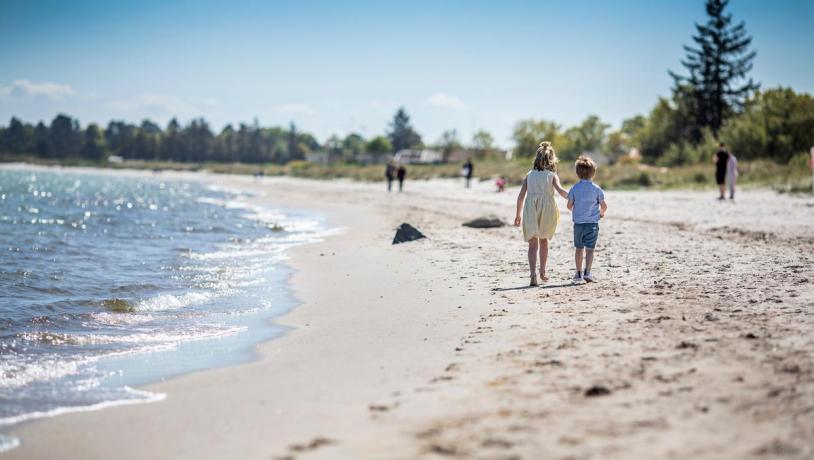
[385,161,396,192]
[397,164,406,192]
[463,159,474,188]
[714,143,730,200]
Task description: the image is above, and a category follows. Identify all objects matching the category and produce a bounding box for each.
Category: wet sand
[5,169,814,459]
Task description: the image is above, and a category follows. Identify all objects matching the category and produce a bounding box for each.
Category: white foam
[134,292,211,311]
[0,434,20,453]
[0,386,166,427]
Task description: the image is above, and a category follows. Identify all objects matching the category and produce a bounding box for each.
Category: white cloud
[0,79,74,99]
[271,102,316,115]
[425,92,466,111]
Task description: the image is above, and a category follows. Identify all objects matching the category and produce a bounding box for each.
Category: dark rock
[462,216,506,228]
[676,341,698,350]
[392,223,426,244]
[584,385,611,397]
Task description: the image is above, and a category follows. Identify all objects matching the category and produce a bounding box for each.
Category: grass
[2,154,811,193]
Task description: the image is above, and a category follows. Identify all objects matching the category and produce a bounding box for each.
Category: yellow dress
[522,170,559,241]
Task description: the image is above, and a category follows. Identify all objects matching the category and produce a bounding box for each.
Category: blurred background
[1,0,812,190]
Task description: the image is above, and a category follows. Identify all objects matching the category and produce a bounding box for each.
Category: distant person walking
[714,143,731,200]
[385,161,396,192]
[462,159,474,188]
[397,164,406,192]
[726,151,738,200]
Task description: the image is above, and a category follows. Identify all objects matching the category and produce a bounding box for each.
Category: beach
[4,168,814,459]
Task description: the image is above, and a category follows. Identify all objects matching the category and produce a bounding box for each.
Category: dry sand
[4,168,814,459]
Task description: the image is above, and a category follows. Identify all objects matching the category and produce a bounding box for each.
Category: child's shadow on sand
[493,282,578,292]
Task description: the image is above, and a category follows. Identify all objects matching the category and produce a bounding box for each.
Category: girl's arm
[514,178,528,226]
[552,174,568,199]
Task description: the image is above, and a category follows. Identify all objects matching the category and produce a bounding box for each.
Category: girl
[514,141,569,286]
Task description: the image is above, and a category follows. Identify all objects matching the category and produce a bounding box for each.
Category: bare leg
[538,238,549,280]
[718,184,725,199]
[585,249,595,274]
[528,238,539,286]
[575,248,584,274]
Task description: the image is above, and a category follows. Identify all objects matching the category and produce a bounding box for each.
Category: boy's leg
[585,249,594,274]
[574,248,584,274]
[539,238,549,279]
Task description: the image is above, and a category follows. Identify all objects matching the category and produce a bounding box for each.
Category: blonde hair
[575,154,597,179]
[533,141,558,172]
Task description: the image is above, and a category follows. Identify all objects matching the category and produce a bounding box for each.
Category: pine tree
[669,0,759,137]
[387,108,422,153]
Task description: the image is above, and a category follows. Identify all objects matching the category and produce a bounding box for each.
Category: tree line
[2,1,812,167]
[513,0,814,166]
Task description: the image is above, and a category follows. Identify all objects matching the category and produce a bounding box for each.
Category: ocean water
[0,168,332,452]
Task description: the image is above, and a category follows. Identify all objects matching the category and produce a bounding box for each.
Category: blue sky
[1,0,812,147]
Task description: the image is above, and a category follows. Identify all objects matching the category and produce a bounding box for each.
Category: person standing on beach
[714,143,730,200]
[397,164,406,192]
[462,159,474,188]
[385,161,396,192]
[567,155,607,284]
[726,149,738,200]
[513,142,569,286]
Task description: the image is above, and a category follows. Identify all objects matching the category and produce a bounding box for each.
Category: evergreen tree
[387,108,421,152]
[33,122,50,157]
[50,114,82,157]
[81,124,105,160]
[287,122,305,161]
[2,117,30,154]
[669,0,758,137]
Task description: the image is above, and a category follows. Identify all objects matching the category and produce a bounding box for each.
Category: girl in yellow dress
[513,141,569,286]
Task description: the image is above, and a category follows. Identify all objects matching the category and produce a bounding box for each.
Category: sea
[0,167,333,452]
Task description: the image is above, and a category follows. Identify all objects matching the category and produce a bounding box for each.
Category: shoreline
[0,164,332,451]
[4,165,814,459]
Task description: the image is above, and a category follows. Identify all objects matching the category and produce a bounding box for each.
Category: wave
[0,386,166,427]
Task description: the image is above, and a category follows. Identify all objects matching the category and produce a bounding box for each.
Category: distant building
[583,151,610,166]
[394,149,443,164]
[305,151,329,164]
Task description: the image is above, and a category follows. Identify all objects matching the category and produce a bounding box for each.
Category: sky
[1,0,812,147]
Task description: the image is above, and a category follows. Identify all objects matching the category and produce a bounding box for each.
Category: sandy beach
[5,168,814,459]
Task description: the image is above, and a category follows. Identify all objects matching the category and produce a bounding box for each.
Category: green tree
[287,122,305,161]
[33,122,50,157]
[471,130,494,154]
[2,117,31,154]
[341,133,366,161]
[670,0,758,137]
[81,124,106,160]
[387,108,422,152]
[438,129,462,162]
[50,114,82,157]
[512,119,567,158]
[563,115,609,158]
[721,87,814,162]
[365,136,392,157]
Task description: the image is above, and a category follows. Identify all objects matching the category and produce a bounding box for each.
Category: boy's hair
[575,155,597,179]
[533,141,558,172]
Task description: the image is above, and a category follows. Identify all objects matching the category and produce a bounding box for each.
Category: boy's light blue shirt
[568,180,605,223]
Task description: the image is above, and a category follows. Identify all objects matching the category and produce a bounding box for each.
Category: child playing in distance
[514,142,569,286]
[567,155,607,284]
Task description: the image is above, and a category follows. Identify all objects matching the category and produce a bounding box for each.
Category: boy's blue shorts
[573,223,599,249]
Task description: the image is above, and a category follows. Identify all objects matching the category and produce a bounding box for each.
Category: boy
[567,155,607,283]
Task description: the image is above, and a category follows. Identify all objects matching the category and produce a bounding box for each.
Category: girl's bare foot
[530,275,539,287]
[539,271,549,282]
